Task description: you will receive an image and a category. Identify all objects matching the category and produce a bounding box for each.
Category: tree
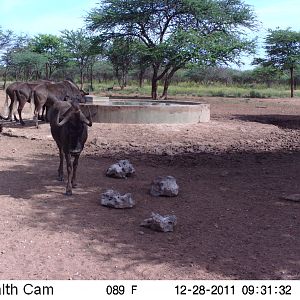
[254,28,300,97]
[106,37,137,89]
[86,0,257,99]
[61,29,100,89]
[0,27,13,50]
[1,32,32,86]
[133,43,152,88]
[30,34,69,79]
[251,65,280,87]
[0,27,14,87]
[10,50,47,81]
[93,60,114,82]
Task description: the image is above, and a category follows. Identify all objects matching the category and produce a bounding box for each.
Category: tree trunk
[151,66,159,100]
[80,68,84,90]
[115,67,124,90]
[160,67,179,100]
[290,67,294,98]
[45,63,49,80]
[3,68,7,89]
[122,71,127,89]
[89,64,94,92]
[161,77,170,100]
[139,68,145,88]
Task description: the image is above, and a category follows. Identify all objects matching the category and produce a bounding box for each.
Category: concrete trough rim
[84,98,204,106]
[80,98,210,124]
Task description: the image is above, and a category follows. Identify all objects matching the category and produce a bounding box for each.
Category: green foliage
[264,28,300,70]
[93,60,114,81]
[30,34,61,54]
[30,34,69,78]
[251,65,281,87]
[0,26,13,49]
[185,66,238,84]
[61,29,100,62]
[253,28,300,97]
[8,50,47,80]
[106,37,136,89]
[61,29,101,87]
[86,0,258,98]
[92,80,300,99]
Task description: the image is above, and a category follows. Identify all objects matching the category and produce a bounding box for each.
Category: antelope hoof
[65,189,72,196]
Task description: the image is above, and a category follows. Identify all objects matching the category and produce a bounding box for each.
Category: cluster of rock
[100,159,179,232]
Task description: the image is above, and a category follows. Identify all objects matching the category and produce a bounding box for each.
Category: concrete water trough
[80,96,210,124]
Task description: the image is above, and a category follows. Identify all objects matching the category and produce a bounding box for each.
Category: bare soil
[0,91,300,280]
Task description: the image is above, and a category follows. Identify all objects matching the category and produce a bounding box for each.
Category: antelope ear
[80,89,89,96]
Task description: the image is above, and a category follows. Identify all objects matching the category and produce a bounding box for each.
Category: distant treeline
[1,62,299,91]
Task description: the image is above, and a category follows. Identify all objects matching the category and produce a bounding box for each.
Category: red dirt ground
[0,91,300,280]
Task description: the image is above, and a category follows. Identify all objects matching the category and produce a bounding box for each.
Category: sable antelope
[48,99,92,195]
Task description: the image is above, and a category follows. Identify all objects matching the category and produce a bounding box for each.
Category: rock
[150,176,179,197]
[281,194,300,202]
[100,189,135,208]
[140,213,177,232]
[106,159,135,179]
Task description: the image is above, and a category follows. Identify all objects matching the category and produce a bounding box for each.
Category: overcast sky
[0,0,299,69]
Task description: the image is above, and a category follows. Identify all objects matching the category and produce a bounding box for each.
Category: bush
[249,90,263,98]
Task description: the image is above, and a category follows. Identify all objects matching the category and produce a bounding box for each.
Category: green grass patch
[90,81,300,99]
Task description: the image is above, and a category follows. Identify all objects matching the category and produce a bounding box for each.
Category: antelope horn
[80,110,92,127]
[56,107,73,127]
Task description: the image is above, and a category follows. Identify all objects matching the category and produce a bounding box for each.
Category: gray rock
[100,189,135,208]
[281,194,300,202]
[150,176,179,197]
[106,159,135,179]
[140,213,177,232]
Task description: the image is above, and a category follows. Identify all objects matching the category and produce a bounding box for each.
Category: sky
[0,0,98,35]
[0,0,299,69]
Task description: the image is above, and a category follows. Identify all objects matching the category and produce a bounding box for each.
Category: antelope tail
[3,93,9,117]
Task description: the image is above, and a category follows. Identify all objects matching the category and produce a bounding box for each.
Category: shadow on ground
[0,145,300,280]
[234,114,300,130]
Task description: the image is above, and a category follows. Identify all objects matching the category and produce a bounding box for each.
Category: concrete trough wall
[80,101,210,124]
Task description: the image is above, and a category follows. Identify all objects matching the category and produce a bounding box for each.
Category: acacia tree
[10,50,47,81]
[251,65,280,88]
[61,29,99,89]
[1,33,33,85]
[0,27,14,87]
[254,28,300,97]
[86,0,257,99]
[106,37,139,89]
[106,37,151,88]
[30,34,68,79]
[134,43,152,88]
[0,27,13,50]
